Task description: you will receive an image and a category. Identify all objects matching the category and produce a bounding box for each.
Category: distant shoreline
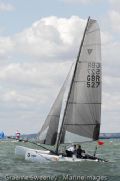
[2,132,120,140]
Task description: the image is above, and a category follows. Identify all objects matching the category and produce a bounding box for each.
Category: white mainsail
[56,17,101,147]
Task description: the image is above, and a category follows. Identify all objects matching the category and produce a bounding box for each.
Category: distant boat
[16,131,21,140]
[16,17,106,162]
[0,131,5,139]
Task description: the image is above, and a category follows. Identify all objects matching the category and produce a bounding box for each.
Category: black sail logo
[87,49,93,55]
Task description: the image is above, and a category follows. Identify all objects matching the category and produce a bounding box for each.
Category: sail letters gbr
[87,62,101,88]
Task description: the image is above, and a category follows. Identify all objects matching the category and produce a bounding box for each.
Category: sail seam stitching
[68,102,101,104]
[83,43,101,46]
[64,123,100,125]
[78,61,101,63]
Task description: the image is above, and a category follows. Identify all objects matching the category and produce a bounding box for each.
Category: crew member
[66,144,77,157]
[76,145,85,158]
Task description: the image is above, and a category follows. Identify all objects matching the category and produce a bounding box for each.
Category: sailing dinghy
[16,17,106,162]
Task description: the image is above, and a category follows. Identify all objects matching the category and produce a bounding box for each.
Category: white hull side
[15,146,50,159]
[25,150,100,163]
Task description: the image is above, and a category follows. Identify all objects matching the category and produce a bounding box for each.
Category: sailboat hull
[15,146,50,159]
[25,150,106,163]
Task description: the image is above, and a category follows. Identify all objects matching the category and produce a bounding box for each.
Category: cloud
[0,36,14,57]
[13,16,86,61]
[0,62,71,89]
[109,0,120,10]
[108,0,120,26]
[0,2,15,12]
[0,16,86,63]
[101,31,113,45]
[108,10,120,32]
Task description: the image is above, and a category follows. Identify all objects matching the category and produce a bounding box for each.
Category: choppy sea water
[0,140,120,181]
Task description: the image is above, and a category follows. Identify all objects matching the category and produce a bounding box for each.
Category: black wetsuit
[66,147,76,157]
[66,150,73,157]
[77,148,85,158]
